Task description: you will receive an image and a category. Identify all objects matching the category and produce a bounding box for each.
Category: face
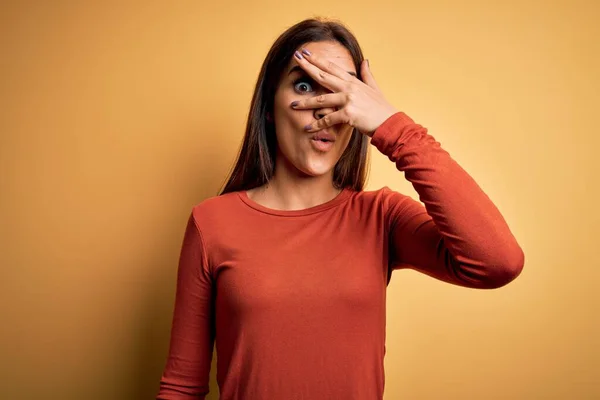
[271,41,356,179]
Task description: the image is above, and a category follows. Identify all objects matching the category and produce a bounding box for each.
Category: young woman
[156,17,524,400]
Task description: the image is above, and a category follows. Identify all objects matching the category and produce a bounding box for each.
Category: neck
[253,161,341,211]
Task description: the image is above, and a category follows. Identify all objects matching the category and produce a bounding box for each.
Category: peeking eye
[293,78,314,94]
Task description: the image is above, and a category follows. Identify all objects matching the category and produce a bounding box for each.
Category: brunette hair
[218,17,371,195]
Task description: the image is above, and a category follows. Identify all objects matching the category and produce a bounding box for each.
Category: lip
[311,130,336,142]
[310,136,335,152]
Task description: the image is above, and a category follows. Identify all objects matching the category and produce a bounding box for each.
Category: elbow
[481,246,525,289]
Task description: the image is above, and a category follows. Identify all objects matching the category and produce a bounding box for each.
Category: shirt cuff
[369,111,416,152]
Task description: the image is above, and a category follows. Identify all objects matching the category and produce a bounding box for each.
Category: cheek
[274,104,312,134]
[339,126,355,145]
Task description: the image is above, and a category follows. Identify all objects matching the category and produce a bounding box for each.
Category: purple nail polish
[294,51,303,60]
[304,124,312,131]
[291,101,299,107]
[301,48,311,56]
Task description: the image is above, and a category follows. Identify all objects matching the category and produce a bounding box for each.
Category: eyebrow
[287,65,357,77]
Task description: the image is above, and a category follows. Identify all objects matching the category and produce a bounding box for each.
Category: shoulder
[183,191,245,259]
[351,185,411,207]
[354,186,423,223]
[192,192,239,219]
[188,191,242,227]
[345,186,398,218]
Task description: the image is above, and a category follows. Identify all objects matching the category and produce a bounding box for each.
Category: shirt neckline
[237,187,353,217]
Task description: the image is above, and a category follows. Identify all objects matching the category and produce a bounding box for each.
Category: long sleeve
[157,212,215,399]
[371,112,524,289]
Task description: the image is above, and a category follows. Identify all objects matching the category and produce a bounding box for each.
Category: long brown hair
[218,17,371,196]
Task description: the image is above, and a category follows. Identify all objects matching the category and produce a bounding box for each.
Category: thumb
[361,59,381,92]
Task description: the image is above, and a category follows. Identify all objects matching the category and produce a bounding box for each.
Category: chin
[297,162,335,177]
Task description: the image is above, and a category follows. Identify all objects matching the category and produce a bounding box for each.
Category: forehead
[286,41,356,75]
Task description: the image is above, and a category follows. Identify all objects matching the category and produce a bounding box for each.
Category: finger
[303,110,350,132]
[291,92,347,110]
[294,50,347,93]
[299,47,357,83]
[361,59,381,92]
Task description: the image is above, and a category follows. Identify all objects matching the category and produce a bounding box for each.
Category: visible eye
[293,77,315,94]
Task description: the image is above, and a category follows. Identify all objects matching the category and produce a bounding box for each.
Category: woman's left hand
[291,48,399,137]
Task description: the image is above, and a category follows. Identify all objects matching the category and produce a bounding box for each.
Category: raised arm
[374,112,524,289]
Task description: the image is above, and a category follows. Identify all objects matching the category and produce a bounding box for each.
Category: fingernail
[294,51,303,60]
[304,124,312,131]
[301,48,311,56]
[290,101,299,107]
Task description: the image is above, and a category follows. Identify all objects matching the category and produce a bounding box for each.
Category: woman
[156,17,524,400]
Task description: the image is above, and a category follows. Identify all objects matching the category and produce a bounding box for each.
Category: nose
[313,89,337,123]
[314,104,337,121]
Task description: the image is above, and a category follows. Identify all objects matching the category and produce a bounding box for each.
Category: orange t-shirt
[156,112,524,399]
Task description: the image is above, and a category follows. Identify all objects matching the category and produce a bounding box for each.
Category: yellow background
[1,1,598,399]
